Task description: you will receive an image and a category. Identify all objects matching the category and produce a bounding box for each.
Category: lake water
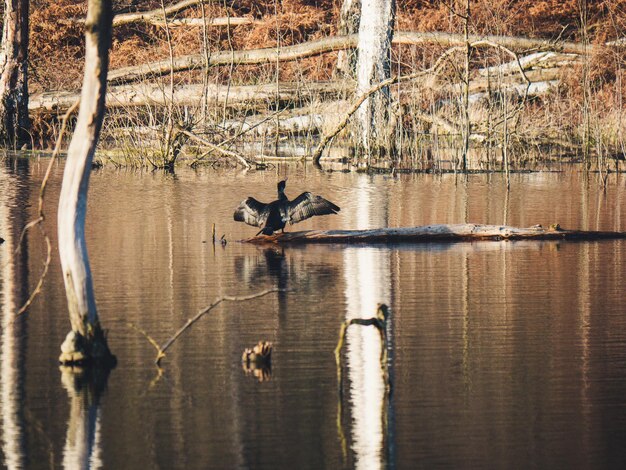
[1,157,626,469]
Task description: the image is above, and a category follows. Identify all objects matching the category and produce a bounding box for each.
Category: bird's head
[277,180,287,192]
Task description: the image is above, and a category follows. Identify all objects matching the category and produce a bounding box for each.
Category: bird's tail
[257,227,275,236]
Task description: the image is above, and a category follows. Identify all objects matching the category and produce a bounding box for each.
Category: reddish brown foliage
[29,0,626,92]
[25,0,626,147]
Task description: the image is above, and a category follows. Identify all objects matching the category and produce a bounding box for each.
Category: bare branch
[312,44,464,164]
[154,288,285,365]
[140,17,257,27]
[107,31,594,84]
[177,127,252,169]
[117,0,206,26]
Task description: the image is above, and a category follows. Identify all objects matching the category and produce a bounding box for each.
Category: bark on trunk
[0,0,29,146]
[57,0,115,366]
[336,0,360,78]
[355,0,395,156]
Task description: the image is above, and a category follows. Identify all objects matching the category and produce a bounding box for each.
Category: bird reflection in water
[234,247,290,315]
[235,247,338,294]
[234,247,339,384]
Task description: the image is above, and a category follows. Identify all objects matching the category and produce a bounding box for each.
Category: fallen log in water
[242,224,626,244]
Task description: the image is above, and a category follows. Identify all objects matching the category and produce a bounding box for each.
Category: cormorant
[234,180,340,235]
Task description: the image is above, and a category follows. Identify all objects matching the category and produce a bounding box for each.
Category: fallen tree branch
[30,80,351,113]
[65,0,208,27]
[106,31,603,84]
[478,51,579,77]
[115,0,205,27]
[148,288,285,366]
[393,31,592,55]
[108,34,358,84]
[149,17,257,27]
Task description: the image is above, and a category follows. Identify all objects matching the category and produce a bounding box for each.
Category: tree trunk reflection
[0,158,30,469]
[342,178,392,468]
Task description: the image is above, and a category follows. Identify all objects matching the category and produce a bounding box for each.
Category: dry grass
[25,0,626,169]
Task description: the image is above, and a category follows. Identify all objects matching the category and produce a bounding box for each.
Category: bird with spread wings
[234,180,340,235]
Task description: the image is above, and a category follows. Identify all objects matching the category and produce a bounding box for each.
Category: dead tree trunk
[336,0,361,78]
[355,0,396,158]
[57,0,115,366]
[0,0,29,147]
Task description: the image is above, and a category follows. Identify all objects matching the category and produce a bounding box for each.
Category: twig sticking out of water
[334,303,392,458]
[334,303,390,370]
[129,288,285,366]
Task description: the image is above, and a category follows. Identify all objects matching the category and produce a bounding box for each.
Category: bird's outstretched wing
[287,192,340,224]
[234,197,269,227]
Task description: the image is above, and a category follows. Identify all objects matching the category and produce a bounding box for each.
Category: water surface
[1,159,625,469]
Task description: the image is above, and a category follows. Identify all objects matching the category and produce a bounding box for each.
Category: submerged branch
[335,304,390,388]
[152,288,285,366]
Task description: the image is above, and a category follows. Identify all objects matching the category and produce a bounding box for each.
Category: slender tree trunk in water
[0,0,29,147]
[461,0,470,171]
[336,0,360,78]
[58,0,115,366]
[355,0,396,161]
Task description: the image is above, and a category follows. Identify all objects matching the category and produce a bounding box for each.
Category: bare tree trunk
[57,0,115,366]
[336,0,361,78]
[461,0,471,171]
[0,0,29,147]
[355,0,396,159]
